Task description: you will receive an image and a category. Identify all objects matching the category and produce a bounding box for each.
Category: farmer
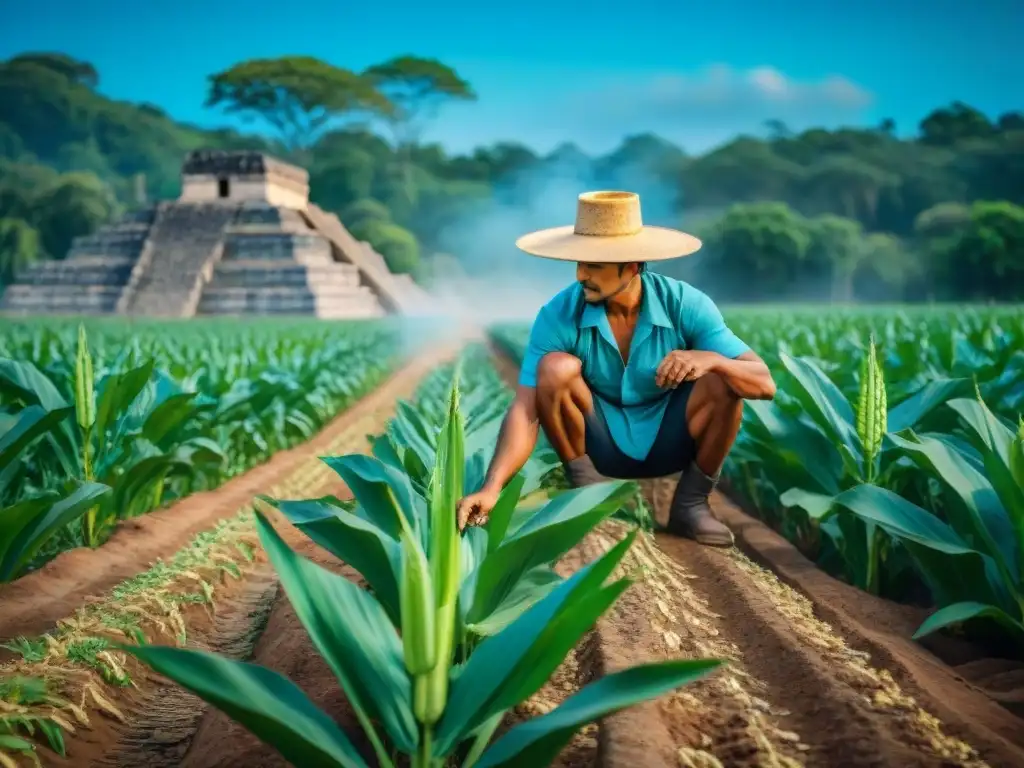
[456,191,776,547]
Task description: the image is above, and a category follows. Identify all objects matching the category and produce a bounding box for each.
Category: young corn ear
[75,324,96,431]
[399,531,437,676]
[856,336,887,482]
[418,373,465,726]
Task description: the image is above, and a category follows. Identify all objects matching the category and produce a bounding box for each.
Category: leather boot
[667,461,734,547]
[564,455,611,488]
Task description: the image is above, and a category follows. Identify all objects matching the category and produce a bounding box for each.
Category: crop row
[124,346,722,767]
[0,319,399,582]
[491,307,1024,651]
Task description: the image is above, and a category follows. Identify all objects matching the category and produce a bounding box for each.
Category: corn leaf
[886,378,971,433]
[887,431,1017,576]
[436,531,635,753]
[120,644,370,768]
[264,496,402,626]
[0,404,73,472]
[465,566,563,637]
[779,353,861,455]
[256,512,418,754]
[466,482,632,625]
[831,484,1012,610]
[0,358,69,411]
[912,601,1024,644]
[475,658,723,768]
[323,455,419,542]
[485,474,526,553]
[0,481,110,581]
[93,361,156,455]
[743,400,843,494]
[778,488,835,521]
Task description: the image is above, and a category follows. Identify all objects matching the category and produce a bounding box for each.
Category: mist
[419,144,696,326]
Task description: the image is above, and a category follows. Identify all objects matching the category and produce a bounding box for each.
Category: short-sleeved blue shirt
[519,271,749,461]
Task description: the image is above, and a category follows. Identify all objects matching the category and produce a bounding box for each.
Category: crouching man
[457,191,776,546]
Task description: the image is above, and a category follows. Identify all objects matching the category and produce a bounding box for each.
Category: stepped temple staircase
[1,208,156,315]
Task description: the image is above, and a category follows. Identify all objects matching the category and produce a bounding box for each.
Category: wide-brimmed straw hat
[515,190,702,263]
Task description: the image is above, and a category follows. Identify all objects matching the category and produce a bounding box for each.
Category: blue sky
[2,0,1021,155]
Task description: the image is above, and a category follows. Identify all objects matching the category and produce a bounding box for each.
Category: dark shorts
[584,382,697,480]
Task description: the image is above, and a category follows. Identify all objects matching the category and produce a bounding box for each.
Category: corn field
[0,318,399,582]
[123,346,721,767]
[491,305,1024,649]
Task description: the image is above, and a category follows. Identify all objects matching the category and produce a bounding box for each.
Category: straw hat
[515,191,702,263]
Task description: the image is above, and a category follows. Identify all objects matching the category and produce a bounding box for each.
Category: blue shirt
[518,271,749,461]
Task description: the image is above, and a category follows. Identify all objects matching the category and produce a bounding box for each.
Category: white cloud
[427,64,875,155]
[575,64,872,120]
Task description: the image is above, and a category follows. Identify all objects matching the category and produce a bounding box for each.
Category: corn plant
[0,320,397,575]
[123,360,722,767]
[831,391,1024,645]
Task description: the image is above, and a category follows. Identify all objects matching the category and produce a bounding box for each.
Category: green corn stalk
[414,373,465,765]
[855,335,887,484]
[400,530,437,675]
[75,324,101,546]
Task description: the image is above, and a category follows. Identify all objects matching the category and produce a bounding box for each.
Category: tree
[806,214,864,301]
[919,102,995,146]
[363,56,475,201]
[0,217,39,284]
[32,172,116,258]
[701,202,811,299]
[997,112,1024,132]
[7,53,98,88]
[801,156,896,227]
[309,148,376,214]
[342,198,393,237]
[684,139,804,206]
[206,57,392,154]
[359,220,421,275]
[953,201,1024,300]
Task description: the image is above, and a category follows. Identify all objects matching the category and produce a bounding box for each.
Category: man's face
[576,262,638,303]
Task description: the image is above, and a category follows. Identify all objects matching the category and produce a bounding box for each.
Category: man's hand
[655,350,720,389]
[457,486,501,531]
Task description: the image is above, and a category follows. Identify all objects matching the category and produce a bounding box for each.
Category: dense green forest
[0,52,1021,301]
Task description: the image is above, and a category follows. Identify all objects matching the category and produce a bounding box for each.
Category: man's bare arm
[480,385,541,493]
[711,350,776,400]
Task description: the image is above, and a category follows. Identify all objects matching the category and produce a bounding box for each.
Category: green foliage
[0,217,39,284]
[206,57,393,151]
[342,198,393,231]
[0,319,400,579]
[31,172,117,258]
[359,220,421,274]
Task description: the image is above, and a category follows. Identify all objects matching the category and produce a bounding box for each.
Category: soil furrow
[646,475,988,767]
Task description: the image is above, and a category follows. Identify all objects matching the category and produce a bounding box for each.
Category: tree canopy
[0,51,1021,301]
[206,57,393,152]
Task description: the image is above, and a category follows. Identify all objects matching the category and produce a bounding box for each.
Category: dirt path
[0,350,449,646]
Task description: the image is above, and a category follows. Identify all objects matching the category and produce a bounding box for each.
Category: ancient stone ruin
[1,150,430,318]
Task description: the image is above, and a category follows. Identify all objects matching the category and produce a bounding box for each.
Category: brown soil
[711,490,1024,766]
[0,350,449,647]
